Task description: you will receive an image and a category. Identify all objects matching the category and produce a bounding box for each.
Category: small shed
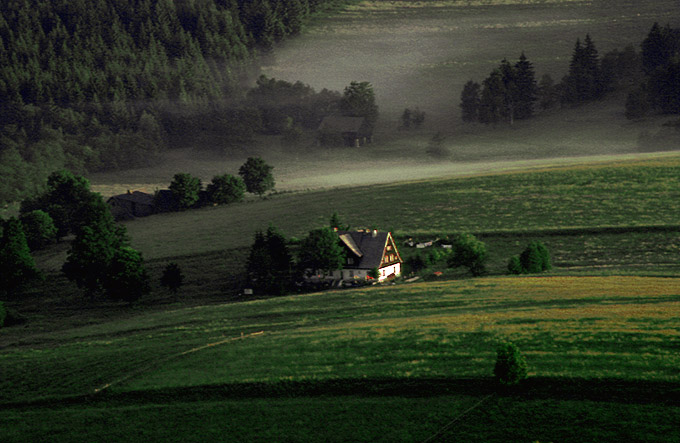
[107,191,155,220]
[318,116,372,147]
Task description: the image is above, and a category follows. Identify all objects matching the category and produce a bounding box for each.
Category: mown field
[2,276,679,442]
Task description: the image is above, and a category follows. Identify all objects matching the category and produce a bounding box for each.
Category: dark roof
[338,230,398,270]
[107,191,154,206]
[319,116,366,133]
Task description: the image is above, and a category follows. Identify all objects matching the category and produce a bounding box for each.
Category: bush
[447,233,487,276]
[509,241,552,274]
[161,262,184,293]
[494,341,528,385]
[507,255,523,275]
[519,241,551,273]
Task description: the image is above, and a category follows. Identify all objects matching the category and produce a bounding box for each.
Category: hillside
[1,276,678,441]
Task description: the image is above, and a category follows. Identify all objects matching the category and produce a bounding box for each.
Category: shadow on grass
[5,377,679,409]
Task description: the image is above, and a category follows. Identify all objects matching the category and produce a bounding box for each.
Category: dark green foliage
[246,226,294,295]
[238,157,275,196]
[340,81,379,133]
[561,34,606,104]
[0,301,5,328]
[513,52,538,120]
[105,247,150,302]
[641,23,678,75]
[246,75,341,134]
[62,216,125,296]
[509,241,552,274]
[460,80,481,122]
[20,170,94,238]
[507,255,523,275]
[161,262,184,293]
[0,0,331,203]
[368,267,380,280]
[298,227,345,277]
[447,233,487,277]
[494,341,528,385]
[0,218,41,297]
[206,174,245,205]
[19,210,57,250]
[405,254,427,274]
[169,173,202,210]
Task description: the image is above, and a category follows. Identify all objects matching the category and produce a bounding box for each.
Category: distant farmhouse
[107,189,176,220]
[333,229,402,282]
[318,116,372,147]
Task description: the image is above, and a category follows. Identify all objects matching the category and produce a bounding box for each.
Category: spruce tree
[0,218,41,297]
[513,52,538,120]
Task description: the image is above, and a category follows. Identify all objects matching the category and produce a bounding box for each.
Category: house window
[347,257,354,265]
[387,245,392,251]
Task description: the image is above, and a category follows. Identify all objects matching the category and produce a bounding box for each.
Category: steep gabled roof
[107,191,154,206]
[338,230,400,270]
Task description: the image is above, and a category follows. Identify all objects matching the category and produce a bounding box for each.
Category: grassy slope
[1,276,679,441]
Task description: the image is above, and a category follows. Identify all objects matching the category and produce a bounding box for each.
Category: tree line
[460,32,651,124]
[625,23,680,118]
[0,0,346,203]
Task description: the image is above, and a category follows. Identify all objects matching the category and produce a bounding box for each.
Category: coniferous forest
[0,0,341,203]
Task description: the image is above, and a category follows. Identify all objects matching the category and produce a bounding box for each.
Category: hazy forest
[0,0,349,202]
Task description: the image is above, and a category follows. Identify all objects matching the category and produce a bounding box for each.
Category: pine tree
[513,52,537,120]
[0,217,41,297]
[479,69,505,124]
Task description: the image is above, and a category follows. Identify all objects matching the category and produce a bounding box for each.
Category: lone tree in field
[161,262,184,293]
[447,233,488,277]
[0,218,41,297]
[169,173,202,210]
[298,227,345,278]
[494,341,528,385]
[508,241,552,274]
[239,157,275,197]
[105,246,150,302]
[205,174,246,205]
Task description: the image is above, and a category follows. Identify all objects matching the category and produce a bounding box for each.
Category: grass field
[1,276,679,441]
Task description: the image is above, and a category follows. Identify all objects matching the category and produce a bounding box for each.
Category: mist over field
[91,0,680,196]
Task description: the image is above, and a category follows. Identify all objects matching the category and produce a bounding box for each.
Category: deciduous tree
[447,233,487,277]
[238,157,275,196]
[206,174,246,205]
[169,172,202,209]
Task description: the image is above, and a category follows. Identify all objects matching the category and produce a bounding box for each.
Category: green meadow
[1,277,679,441]
[3,156,680,441]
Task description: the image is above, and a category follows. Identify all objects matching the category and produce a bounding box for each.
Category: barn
[318,116,372,147]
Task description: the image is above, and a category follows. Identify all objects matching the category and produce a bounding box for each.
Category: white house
[332,229,402,282]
